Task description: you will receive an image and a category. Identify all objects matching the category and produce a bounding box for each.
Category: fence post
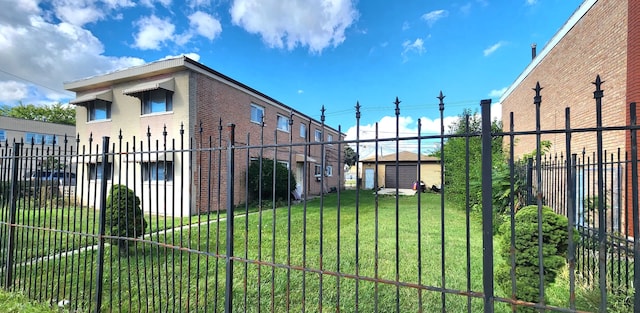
[4,142,20,289]
[94,136,110,312]
[225,124,235,313]
[629,103,640,312]
[480,99,494,313]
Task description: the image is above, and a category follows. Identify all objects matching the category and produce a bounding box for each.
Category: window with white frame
[277,115,290,132]
[141,89,173,114]
[327,134,333,144]
[251,104,264,124]
[88,99,111,121]
[314,129,322,142]
[325,165,333,177]
[0,130,6,142]
[300,123,306,138]
[314,164,322,177]
[26,133,56,145]
[143,161,174,181]
[88,162,113,180]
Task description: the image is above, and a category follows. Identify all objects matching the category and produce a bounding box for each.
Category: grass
[0,289,62,313]
[1,190,612,312]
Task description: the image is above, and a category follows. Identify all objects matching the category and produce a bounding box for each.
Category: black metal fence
[0,75,638,312]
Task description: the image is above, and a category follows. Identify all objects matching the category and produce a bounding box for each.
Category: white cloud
[297,89,304,94]
[0,81,29,102]
[421,10,448,26]
[188,0,211,7]
[51,0,136,26]
[344,114,460,158]
[0,0,40,25]
[491,102,502,122]
[188,11,222,40]
[230,0,358,53]
[489,87,507,98]
[401,38,425,61]
[0,8,144,104]
[526,0,537,5]
[140,0,172,7]
[483,41,504,56]
[159,53,201,61]
[133,15,176,50]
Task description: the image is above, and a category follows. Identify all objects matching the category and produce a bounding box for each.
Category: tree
[105,185,147,255]
[0,103,75,125]
[343,145,358,167]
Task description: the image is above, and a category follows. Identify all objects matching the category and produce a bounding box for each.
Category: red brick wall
[626,0,640,234]
[502,0,628,158]
[191,72,343,212]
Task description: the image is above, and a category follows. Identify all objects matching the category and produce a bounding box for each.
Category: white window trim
[276,114,290,132]
[314,129,322,142]
[300,123,306,138]
[327,134,333,146]
[251,104,264,124]
[314,164,322,177]
[325,165,333,177]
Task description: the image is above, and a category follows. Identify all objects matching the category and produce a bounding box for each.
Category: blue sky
[0,0,584,154]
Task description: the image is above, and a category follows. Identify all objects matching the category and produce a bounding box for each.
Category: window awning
[123,77,175,95]
[69,90,113,105]
[295,154,318,163]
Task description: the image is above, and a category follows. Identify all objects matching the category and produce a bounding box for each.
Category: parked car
[28,171,76,186]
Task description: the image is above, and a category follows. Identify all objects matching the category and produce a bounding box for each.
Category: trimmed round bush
[105,184,147,254]
[247,158,296,201]
[496,205,575,311]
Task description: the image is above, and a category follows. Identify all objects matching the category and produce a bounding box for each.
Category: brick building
[64,56,343,216]
[500,0,640,234]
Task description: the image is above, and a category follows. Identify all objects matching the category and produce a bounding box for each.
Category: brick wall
[502,0,628,158]
[192,72,343,212]
[626,0,640,234]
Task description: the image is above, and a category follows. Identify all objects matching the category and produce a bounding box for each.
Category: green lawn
[2,190,605,312]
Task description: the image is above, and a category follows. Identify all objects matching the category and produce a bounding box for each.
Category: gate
[0,75,638,312]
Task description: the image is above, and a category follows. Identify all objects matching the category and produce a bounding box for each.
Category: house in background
[359,151,440,190]
[64,56,343,216]
[500,0,640,234]
[0,116,75,177]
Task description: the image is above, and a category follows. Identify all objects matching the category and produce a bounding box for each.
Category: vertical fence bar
[437,92,446,313]
[225,123,235,313]
[480,99,494,313]
[393,97,401,313]
[3,142,20,289]
[533,82,545,307]
[94,136,110,313]
[354,102,361,313]
[592,75,607,312]
[565,108,576,310]
[630,102,640,312]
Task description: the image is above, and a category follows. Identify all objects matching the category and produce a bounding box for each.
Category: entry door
[365,168,375,189]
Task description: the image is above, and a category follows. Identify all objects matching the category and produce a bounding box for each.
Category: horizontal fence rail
[0,75,637,312]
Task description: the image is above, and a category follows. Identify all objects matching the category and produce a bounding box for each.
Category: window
[314,164,322,177]
[88,99,111,121]
[0,130,5,142]
[251,104,264,123]
[314,129,322,142]
[327,134,333,144]
[25,133,56,145]
[142,89,173,114]
[325,165,333,177]
[277,115,290,132]
[88,162,112,180]
[143,162,174,181]
[300,123,306,138]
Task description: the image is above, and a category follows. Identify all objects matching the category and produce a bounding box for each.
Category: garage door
[385,164,416,189]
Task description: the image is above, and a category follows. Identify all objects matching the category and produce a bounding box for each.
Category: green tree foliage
[0,103,75,125]
[343,145,358,167]
[105,185,147,255]
[442,109,503,205]
[496,205,575,310]
[248,158,296,202]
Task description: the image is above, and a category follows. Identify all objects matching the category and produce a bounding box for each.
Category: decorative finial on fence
[394,97,401,116]
[533,82,543,107]
[199,121,203,134]
[321,105,326,123]
[438,91,445,112]
[180,122,184,135]
[355,101,361,120]
[289,110,294,126]
[89,132,93,143]
[163,125,167,138]
[147,126,151,138]
[593,75,604,99]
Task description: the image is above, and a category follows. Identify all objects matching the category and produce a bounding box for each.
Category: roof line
[499,0,596,103]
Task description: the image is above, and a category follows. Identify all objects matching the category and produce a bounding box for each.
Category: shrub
[247,158,296,202]
[496,205,575,311]
[105,184,147,255]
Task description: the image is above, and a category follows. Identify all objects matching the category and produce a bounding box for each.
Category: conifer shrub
[105,184,147,255]
[496,205,575,311]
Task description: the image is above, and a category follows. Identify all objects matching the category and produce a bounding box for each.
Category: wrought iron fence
[0,75,638,312]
